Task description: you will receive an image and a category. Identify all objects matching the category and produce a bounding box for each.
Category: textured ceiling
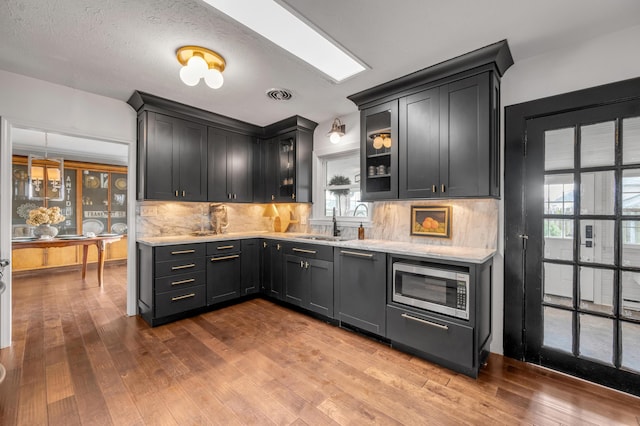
[1,0,640,127]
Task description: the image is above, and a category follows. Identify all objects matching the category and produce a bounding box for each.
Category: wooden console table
[12,235,122,286]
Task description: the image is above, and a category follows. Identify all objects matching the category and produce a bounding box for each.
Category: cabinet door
[284,254,306,307]
[207,127,230,201]
[440,73,491,197]
[145,112,178,200]
[262,241,284,299]
[399,88,441,199]
[308,258,334,318]
[228,133,254,202]
[241,239,260,295]
[335,249,386,335]
[206,253,241,305]
[361,101,399,200]
[275,132,296,202]
[261,138,279,202]
[178,120,208,201]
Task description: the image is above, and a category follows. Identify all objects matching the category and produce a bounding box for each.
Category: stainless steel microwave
[392,262,469,320]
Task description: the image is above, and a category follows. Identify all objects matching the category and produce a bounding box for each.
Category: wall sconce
[328,118,345,144]
[176,46,226,89]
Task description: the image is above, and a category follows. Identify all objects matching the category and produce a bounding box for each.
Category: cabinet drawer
[154,256,206,277]
[155,244,205,261]
[386,305,473,370]
[284,243,333,261]
[207,240,241,255]
[155,270,206,294]
[155,285,206,318]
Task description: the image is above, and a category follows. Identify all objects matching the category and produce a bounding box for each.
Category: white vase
[33,224,58,238]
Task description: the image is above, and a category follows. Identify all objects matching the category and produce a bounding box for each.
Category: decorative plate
[85,175,100,189]
[115,177,127,190]
[82,219,105,235]
[111,222,127,234]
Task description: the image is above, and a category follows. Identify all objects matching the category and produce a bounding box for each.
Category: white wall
[493,23,640,354]
[0,69,136,348]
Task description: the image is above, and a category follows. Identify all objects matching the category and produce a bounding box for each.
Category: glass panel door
[524,101,640,394]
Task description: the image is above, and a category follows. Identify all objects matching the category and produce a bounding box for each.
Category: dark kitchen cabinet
[137,243,207,326]
[399,73,497,198]
[206,241,241,305]
[241,239,260,295]
[283,243,334,318]
[260,116,316,203]
[208,127,255,202]
[361,100,399,200]
[348,40,511,201]
[335,248,386,335]
[261,240,284,299]
[137,112,207,201]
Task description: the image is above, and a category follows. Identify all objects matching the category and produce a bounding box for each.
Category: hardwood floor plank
[3,266,640,425]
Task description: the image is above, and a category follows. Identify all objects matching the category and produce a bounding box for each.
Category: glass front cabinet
[11,156,128,272]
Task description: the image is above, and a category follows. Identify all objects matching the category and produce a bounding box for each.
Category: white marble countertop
[137,232,495,264]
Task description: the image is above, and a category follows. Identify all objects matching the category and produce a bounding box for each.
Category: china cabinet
[11,157,128,272]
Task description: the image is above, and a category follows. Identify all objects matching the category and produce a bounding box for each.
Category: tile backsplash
[137,199,497,249]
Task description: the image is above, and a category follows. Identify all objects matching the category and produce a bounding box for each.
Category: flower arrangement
[26,206,65,226]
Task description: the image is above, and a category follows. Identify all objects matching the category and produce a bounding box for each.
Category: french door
[522,99,640,394]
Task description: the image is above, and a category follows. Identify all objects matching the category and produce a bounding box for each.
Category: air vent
[266,88,293,101]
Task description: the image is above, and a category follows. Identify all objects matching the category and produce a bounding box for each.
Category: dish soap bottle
[358,223,365,240]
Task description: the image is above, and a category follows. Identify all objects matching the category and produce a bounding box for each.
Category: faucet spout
[332,207,340,237]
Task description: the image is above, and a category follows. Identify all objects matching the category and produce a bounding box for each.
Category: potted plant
[26,206,65,238]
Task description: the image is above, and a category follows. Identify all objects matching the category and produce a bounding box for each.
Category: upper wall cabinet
[128,92,315,204]
[208,127,256,203]
[260,116,317,203]
[348,40,512,200]
[138,112,208,201]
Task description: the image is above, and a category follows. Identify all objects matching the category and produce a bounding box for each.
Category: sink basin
[297,235,346,242]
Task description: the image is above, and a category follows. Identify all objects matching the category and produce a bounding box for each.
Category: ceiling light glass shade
[383,137,392,148]
[187,55,208,76]
[204,68,224,89]
[180,65,201,86]
[373,136,383,149]
[329,132,341,144]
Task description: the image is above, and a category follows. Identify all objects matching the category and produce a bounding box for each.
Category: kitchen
[2,0,640,423]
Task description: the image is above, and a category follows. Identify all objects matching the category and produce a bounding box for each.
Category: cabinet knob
[271,195,275,201]
[276,244,281,251]
[182,190,186,197]
[263,241,267,248]
[441,184,446,193]
[432,185,437,193]
[233,193,237,200]
[175,190,179,197]
[291,193,295,200]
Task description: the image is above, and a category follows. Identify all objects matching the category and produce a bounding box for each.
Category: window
[315,151,371,222]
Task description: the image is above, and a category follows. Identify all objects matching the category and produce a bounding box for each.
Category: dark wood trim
[504,76,640,360]
[261,115,318,138]
[348,40,513,108]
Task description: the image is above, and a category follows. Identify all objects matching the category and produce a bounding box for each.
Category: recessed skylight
[201,0,367,82]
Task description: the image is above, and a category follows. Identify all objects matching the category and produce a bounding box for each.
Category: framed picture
[411,206,451,238]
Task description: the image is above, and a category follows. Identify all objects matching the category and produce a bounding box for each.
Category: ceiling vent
[266,88,293,101]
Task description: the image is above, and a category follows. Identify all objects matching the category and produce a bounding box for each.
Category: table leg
[97,241,106,286]
[82,245,89,279]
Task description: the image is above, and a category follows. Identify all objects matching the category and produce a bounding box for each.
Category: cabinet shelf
[367,152,391,159]
[367,174,391,179]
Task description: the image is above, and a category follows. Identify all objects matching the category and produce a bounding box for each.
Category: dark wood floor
[1,265,639,425]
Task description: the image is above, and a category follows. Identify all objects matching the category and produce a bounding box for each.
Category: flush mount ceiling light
[328,118,345,144]
[176,46,226,89]
[201,0,366,82]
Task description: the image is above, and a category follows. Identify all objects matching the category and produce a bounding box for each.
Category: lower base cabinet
[207,240,241,305]
[241,240,260,295]
[261,240,284,299]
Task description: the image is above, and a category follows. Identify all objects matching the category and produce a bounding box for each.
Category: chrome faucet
[332,207,340,237]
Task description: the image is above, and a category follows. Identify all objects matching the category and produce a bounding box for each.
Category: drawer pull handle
[217,245,234,250]
[171,249,196,255]
[401,313,449,330]
[210,254,240,262]
[171,278,195,286]
[171,263,195,270]
[171,293,196,302]
[340,250,374,259]
[292,248,316,254]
